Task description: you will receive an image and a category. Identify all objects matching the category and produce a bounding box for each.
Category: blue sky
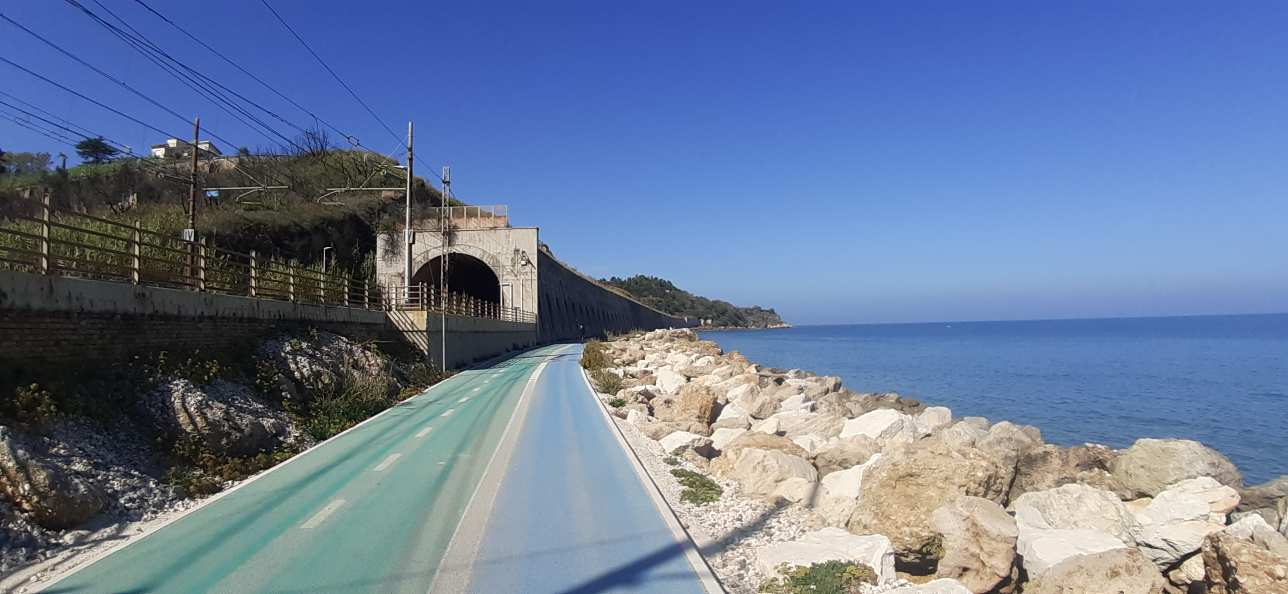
[2,1,1286,324]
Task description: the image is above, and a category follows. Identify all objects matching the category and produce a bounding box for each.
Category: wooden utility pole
[187,116,201,289]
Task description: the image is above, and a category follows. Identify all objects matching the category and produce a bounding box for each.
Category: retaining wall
[388,309,537,370]
[536,249,692,342]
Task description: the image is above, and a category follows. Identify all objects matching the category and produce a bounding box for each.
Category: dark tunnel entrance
[411,253,500,304]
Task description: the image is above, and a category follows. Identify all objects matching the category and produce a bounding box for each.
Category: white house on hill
[150,138,222,159]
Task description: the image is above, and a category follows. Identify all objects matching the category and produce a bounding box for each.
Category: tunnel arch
[411,252,500,304]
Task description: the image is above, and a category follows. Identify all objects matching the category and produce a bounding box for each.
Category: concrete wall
[536,249,691,342]
[0,271,394,371]
[388,309,538,370]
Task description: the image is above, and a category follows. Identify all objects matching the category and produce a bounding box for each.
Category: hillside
[601,275,787,328]
[1,145,450,277]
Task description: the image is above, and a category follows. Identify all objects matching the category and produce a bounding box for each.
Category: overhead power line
[258,0,407,150]
[0,56,186,142]
[64,0,304,152]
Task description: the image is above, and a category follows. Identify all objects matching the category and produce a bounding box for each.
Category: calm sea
[701,313,1288,485]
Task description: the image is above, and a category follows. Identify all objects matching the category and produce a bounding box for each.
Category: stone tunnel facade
[376,219,691,345]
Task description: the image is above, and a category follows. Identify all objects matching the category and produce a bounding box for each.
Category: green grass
[758,561,877,594]
[670,468,723,505]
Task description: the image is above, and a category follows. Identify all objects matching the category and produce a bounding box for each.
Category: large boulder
[932,422,988,450]
[1201,517,1288,593]
[654,367,687,395]
[1016,528,1128,577]
[640,420,709,440]
[773,411,846,439]
[0,427,105,529]
[1010,444,1127,500]
[1112,438,1242,498]
[651,383,719,427]
[710,447,817,500]
[813,436,878,477]
[1130,477,1240,568]
[1011,483,1139,545]
[838,409,916,445]
[846,440,1014,566]
[658,431,715,458]
[930,496,1018,594]
[755,528,896,584]
[915,406,953,436]
[142,378,292,457]
[1025,548,1167,594]
[975,421,1043,464]
[710,427,747,452]
[720,432,810,460]
[1240,476,1288,512]
[257,331,399,401]
[815,454,881,527]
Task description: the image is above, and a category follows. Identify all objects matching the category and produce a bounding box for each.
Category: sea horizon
[768,309,1288,330]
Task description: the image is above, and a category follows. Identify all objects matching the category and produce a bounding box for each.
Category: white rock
[625,409,649,426]
[726,382,760,408]
[754,528,896,583]
[710,447,817,498]
[693,355,716,367]
[716,402,749,423]
[815,454,881,527]
[1011,483,1139,545]
[886,579,973,594]
[1135,519,1223,569]
[778,394,814,414]
[915,406,953,436]
[659,431,709,453]
[655,367,687,395]
[751,417,781,435]
[1016,528,1128,577]
[772,477,818,503]
[839,409,915,444]
[791,434,827,457]
[711,427,747,452]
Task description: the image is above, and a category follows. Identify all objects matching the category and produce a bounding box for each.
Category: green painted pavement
[44,344,572,594]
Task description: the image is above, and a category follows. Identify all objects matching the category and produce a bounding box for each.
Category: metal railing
[386,283,536,324]
[0,193,383,309]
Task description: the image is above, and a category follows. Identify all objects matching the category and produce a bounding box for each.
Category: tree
[0,147,8,175]
[75,137,118,164]
[4,152,52,175]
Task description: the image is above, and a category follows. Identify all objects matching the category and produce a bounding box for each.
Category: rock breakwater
[588,328,1288,594]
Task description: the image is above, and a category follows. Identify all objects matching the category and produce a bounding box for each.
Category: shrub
[581,340,609,370]
[1,383,59,428]
[670,468,723,505]
[607,397,627,408]
[589,369,623,394]
[166,436,297,498]
[663,456,680,466]
[758,561,877,594]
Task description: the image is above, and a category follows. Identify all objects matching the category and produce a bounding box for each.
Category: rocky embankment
[0,331,421,585]
[590,329,1288,594]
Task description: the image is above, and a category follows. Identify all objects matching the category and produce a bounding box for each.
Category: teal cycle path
[45,344,571,594]
[451,344,719,594]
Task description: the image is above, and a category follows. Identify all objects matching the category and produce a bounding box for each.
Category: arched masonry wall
[536,248,691,342]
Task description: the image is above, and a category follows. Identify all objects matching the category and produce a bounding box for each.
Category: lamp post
[321,246,333,274]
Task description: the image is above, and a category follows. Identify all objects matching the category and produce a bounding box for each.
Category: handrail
[382,284,537,324]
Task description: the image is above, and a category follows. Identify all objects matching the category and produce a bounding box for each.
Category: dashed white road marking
[458,396,470,403]
[373,453,402,472]
[301,499,346,529]
[415,426,433,438]
[472,387,481,391]
[441,409,455,417]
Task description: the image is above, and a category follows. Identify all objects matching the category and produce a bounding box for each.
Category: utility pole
[187,116,201,288]
[403,121,414,305]
[440,165,450,372]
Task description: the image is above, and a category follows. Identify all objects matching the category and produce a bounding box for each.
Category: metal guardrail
[386,284,536,324]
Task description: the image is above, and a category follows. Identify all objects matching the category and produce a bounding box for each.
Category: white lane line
[441,409,455,417]
[300,499,346,529]
[472,387,481,392]
[458,396,470,403]
[415,426,433,438]
[373,453,402,472]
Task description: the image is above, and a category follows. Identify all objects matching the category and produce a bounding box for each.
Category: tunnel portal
[411,253,501,304]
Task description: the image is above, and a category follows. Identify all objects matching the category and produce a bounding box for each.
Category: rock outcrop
[0,427,104,529]
[754,527,896,584]
[141,378,294,457]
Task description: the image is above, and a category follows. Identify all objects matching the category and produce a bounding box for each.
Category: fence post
[343,273,351,307]
[130,220,141,284]
[249,250,258,297]
[288,263,296,302]
[420,282,427,309]
[39,191,51,275]
[196,236,206,292]
[364,280,370,309]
